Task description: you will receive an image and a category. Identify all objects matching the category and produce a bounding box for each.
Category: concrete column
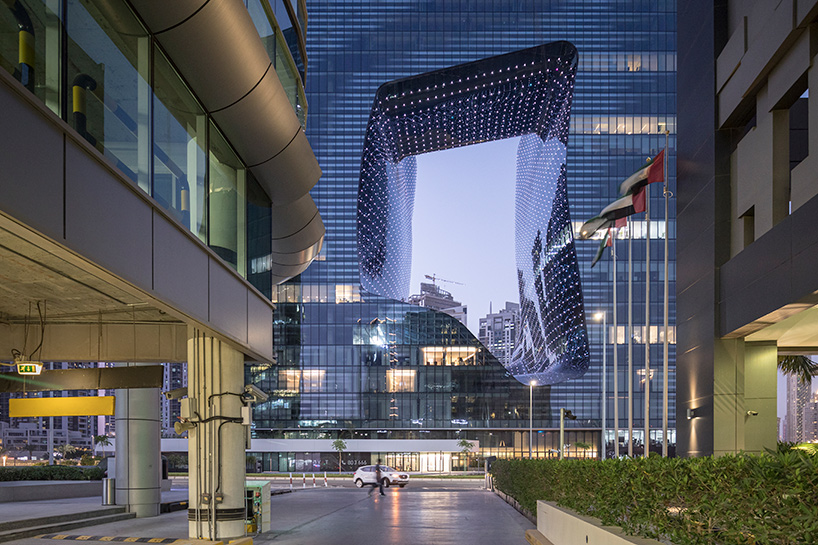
[187,326,247,540]
[115,363,161,518]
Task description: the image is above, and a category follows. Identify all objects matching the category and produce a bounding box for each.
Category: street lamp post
[529,380,536,458]
[594,312,607,460]
[559,408,577,460]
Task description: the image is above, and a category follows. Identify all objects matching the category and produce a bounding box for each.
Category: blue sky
[411,137,521,334]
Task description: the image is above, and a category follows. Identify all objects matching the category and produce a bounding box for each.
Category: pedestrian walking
[375,459,385,496]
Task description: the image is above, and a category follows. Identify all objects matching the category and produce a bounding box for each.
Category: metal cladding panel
[251,129,322,206]
[208,257,249,343]
[271,192,318,231]
[0,76,64,242]
[129,0,324,276]
[247,292,274,362]
[64,139,153,290]
[356,42,588,386]
[147,0,271,112]
[211,67,301,165]
[271,217,324,259]
[152,212,209,321]
[126,0,208,34]
[269,242,322,266]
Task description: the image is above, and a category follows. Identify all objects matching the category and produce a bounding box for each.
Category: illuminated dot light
[356,42,589,386]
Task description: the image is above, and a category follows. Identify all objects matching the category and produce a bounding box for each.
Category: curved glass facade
[357,43,589,385]
[258,0,676,462]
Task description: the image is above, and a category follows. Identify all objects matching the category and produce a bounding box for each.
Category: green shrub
[492,452,818,545]
[0,465,104,481]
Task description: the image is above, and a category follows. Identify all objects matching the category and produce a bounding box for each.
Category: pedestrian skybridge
[356,42,589,385]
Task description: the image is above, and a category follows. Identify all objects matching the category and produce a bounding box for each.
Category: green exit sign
[16,362,43,375]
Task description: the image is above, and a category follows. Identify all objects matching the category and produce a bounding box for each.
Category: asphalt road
[6,481,533,545]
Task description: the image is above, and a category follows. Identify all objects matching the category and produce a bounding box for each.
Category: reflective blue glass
[357,43,589,385]
[261,0,676,456]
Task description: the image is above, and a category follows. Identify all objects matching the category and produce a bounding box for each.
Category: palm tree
[21,440,36,462]
[332,439,347,474]
[778,355,818,384]
[93,435,112,458]
[574,441,592,459]
[457,439,474,472]
[55,444,77,461]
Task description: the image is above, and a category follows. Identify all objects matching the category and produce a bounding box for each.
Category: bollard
[101,477,115,505]
[289,473,293,490]
[324,472,328,487]
[312,474,316,487]
[302,473,306,488]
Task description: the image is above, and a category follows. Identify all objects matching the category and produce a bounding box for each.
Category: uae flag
[578,191,645,240]
[618,149,665,197]
[590,228,613,268]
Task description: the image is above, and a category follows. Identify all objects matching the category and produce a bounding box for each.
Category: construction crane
[425,274,464,286]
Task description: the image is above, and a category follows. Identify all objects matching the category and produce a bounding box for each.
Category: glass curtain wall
[0,0,308,297]
[259,0,676,460]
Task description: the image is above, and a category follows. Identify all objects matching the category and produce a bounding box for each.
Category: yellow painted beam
[9,396,115,417]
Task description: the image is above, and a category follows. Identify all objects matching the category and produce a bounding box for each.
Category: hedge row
[491,452,818,545]
[0,465,104,481]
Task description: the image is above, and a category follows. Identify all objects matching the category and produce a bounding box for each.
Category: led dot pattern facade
[358,43,589,385]
[253,1,676,466]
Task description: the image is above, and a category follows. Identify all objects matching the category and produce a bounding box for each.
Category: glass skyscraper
[250,0,676,469]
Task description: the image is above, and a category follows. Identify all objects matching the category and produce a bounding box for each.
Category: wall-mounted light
[174,420,196,435]
[686,408,700,420]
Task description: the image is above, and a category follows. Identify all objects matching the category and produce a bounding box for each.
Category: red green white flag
[618,149,664,197]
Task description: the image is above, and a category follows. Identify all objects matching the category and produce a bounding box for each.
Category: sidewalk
[0,488,189,525]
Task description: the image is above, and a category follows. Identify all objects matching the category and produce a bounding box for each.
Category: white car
[353,465,409,488]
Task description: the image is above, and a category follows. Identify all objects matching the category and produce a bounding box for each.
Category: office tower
[409,282,468,326]
[803,391,818,443]
[678,0,818,456]
[479,303,520,368]
[785,374,813,443]
[250,0,676,468]
[160,363,187,438]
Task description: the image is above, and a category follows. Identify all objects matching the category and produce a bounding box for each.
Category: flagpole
[662,130,670,457]
[613,226,619,458]
[628,222,633,457]
[644,165,651,459]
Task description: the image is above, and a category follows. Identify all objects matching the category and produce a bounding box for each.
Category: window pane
[0,0,61,114]
[209,121,246,273]
[153,46,206,242]
[66,0,149,189]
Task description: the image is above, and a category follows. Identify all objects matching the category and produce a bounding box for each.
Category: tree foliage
[777,355,818,384]
[332,439,347,474]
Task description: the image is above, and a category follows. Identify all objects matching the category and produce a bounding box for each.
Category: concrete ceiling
[0,215,184,362]
[745,303,818,354]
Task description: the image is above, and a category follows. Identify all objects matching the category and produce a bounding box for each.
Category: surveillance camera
[163,387,188,400]
[746,410,759,417]
[244,384,269,404]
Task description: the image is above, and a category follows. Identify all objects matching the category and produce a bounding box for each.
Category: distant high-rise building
[408,282,467,326]
[785,375,812,443]
[478,303,520,367]
[802,391,818,443]
[161,363,188,437]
